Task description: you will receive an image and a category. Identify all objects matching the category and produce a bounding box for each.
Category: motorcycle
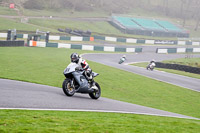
[146,62,156,71]
[62,63,101,99]
[118,57,126,64]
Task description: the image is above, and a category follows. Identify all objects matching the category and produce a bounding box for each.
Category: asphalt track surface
[1,52,200,120]
[0,79,199,120]
[83,53,200,92]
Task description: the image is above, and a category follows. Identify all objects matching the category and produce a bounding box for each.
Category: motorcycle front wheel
[62,79,75,96]
[89,82,101,99]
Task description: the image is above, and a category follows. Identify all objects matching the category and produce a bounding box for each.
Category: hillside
[0,0,200,39]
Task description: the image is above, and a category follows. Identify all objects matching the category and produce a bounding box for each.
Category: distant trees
[21,0,142,13]
[178,0,200,30]
[160,0,169,16]
[24,0,45,10]
[193,0,200,31]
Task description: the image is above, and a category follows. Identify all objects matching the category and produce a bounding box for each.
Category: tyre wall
[156,62,200,74]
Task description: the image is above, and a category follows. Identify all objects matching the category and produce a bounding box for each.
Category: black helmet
[150,59,155,63]
[70,53,79,63]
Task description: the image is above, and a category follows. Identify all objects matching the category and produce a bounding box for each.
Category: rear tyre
[119,60,123,64]
[62,79,75,97]
[89,82,101,99]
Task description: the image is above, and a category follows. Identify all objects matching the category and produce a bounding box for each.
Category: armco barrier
[29,41,142,53]
[0,40,24,47]
[156,62,200,74]
[156,48,200,54]
[1,32,200,45]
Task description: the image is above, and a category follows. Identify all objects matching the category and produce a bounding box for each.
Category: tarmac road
[83,53,200,92]
[0,78,198,120]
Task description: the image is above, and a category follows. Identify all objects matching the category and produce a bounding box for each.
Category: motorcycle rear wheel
[62,79,75,96]
[89,82,101,99]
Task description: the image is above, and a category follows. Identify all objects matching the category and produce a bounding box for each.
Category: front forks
[70,78,79,91]
[70,78,74,88]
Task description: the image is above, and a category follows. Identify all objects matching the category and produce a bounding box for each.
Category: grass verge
[28,18,178,40]
[0,47,200,118]
[0,17,57,32]
[0,110,200,133]
[162,58,200,68]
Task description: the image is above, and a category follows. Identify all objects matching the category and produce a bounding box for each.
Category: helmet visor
[71,57,77,62]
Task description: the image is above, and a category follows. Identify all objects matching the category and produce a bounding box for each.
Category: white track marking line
[0,108,199,120]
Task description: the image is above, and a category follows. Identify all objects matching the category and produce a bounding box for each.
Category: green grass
[29,19,122,35]
[0,6,18,16]
[0,110,200,133]
[162,58,200,68]
[132,59,200,79]
[0,47,200,119]
[23,8,108,18]
[157,68,200,79]
[0,17,57,32]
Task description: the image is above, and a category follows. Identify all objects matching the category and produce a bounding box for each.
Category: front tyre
[62,79,75,97]
[89,82,101,99]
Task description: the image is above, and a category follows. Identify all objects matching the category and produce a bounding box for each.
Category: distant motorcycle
[146,62,156,71]
[118,55,126,64]
[62,63,101,99]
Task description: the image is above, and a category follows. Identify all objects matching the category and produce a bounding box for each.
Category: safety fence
[1,32,200,45]
[155,62,200,74]
[28,41,142,53]
[156,48,200,54]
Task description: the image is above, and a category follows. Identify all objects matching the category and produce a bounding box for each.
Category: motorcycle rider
[119,55,126,64]
[70,53,96,89]
[150,59,156,65]
[121,55,126,60]
[147,59,156,70]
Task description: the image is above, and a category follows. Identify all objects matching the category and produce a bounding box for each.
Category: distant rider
[121,55,126,60]
[150,59,156,66]
[70,53,95,88]
[119,55,126,64]
[147,59,156,70]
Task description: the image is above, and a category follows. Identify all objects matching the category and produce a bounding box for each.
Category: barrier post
[7,30,11,40]
[46,32,49,43]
